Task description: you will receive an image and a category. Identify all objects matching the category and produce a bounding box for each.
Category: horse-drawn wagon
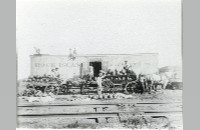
[80,75,137,94]
[21,75,62,96]
[21,73,139,96]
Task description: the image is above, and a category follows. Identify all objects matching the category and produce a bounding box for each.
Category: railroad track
[17,97,182,128]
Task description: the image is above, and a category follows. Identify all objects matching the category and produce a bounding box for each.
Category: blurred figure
[51,68,60,78]
[145,74,153,93]
[160,73,169,89]
[89,65,94,80]
[72,48,77,60]
[151,73,161,91]
[33,47,41,54]
[137,74,146,94]
[96,72,106,97]
[73,48,77,56]
[106,69,113,75]
[119,68,126,75]
[123,61,131,71]
[114,69,119,75]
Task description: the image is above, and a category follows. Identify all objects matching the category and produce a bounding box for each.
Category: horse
[146,73,169,92]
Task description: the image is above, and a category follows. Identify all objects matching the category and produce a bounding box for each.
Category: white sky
[16,0,182,79]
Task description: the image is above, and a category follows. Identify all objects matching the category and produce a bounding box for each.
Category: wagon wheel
[172,84,178,90]
[34,85,46,92]
[59,84,68,94]
[124,81,137,94]
[44,85,52,94]
[44,85,59,95]
[102,80,115,93]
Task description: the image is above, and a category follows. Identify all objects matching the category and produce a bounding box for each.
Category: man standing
[145,74,153,93]
[123,61,131,69]
[123,61,133,75]
[89,65,94,80]
[96,72,106,98]
[160,73,169,90]
[51,68,60,78]
[151,73,161,91]
[138,74,146,94]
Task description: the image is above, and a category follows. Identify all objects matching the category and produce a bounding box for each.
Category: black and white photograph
[16,0,182,129]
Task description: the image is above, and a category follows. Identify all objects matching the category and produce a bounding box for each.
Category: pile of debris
[88,93,133,100]
[25,96,55,103]
[53,93,133,102]
[21,86,56,97]
[20,84,56,102]
[19,82,58,97]
[18,74,63,97]
[64,95,91,102]
[25,75,63,84]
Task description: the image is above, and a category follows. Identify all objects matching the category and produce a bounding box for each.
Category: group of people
[93,61,169,96]
[27,60,169,96]
[88,61,136,79]
[136,73,169,94]
[95,61,137,96]
[105,61,136,76]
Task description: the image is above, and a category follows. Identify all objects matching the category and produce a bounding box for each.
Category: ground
[17,90,182,129]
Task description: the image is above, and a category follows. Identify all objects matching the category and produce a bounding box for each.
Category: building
[30,53,159,79]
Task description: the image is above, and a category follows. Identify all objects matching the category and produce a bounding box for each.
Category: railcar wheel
[44,85,59,95]
[125,82,137,94]
[59,84,68,94]
[102,80,115,93]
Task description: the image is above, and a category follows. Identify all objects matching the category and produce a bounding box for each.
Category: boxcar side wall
[30,54,158,79]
